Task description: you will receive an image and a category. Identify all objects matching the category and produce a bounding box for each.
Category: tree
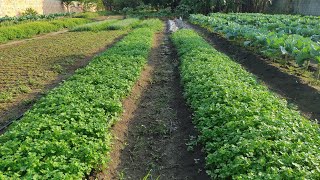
[78,0,104,11]
[102,0,114,10]
[61,0,74,12]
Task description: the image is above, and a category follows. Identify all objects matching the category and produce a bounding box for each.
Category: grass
[0,30,128,124]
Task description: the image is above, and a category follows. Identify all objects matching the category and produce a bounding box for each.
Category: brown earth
[92,25,209,180]
[189,23,320,121]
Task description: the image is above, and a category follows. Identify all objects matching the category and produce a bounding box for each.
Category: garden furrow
[93,22,209,180]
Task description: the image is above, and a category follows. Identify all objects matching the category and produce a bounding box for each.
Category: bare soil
[189,23,320,121]
[93,26,209,179]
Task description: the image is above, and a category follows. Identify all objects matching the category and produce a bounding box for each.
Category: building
[0,0,83,17]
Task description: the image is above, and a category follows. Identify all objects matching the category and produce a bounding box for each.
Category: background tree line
[63,0,274,14]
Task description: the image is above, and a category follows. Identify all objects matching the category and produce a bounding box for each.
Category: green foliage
[106,18,140,30]
[71,19,118,32]
[0,19,163,178]
[50,18,91,29]
[0,12,74,27]
[0,29,127,113]
[0,18,90,43]
[21,8,38,16]
[73,12,100,19]
[175,4,191,18]
[190,13,320,67]
[171,29,320,179]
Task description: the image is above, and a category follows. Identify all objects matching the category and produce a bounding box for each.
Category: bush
[172,29,320,179]
[21,8,38,16]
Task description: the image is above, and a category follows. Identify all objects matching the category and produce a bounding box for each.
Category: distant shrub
[21,8,38,16]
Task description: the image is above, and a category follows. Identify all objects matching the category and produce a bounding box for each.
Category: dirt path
[94,26,209,179]
[189,23,320,121]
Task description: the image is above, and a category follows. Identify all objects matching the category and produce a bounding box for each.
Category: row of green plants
[0,12,74,26]
[71,19,119,32]
[190,14,320,79]
[171,29,320,179]
[71,18,140,32]
[73,12,101,19]
[0,19,163,179]
[209,13,320,38]
[106,18,140,30]
[0,18,90,43]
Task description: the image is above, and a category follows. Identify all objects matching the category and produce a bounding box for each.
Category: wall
[0,0,83,17]
[271,0,320,16]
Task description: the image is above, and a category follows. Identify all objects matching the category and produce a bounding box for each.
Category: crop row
[209,13,320,38]
[0,18,90,43]
[0,19,163,179]
[171,29,320,179]
[71,18,140,32]
[0,12,74,25]
[71,19,118,32]
[190,14,320,77]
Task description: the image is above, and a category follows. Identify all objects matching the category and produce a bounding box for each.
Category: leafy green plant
[190,13,320,77]
[171,29,320,179]
[0,19,163,179]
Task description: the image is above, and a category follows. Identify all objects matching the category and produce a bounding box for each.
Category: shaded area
[95,26,209,179]
[189,23,320,121]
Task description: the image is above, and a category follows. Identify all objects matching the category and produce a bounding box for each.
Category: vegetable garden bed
[171,29,320,179]
[0,19,163,179]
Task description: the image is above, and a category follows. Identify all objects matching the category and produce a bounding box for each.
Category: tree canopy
[100,0,273,14]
